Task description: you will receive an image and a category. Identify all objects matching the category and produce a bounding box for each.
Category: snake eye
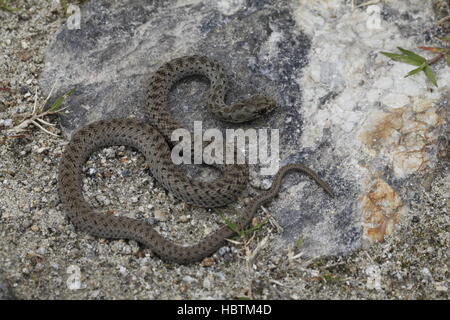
[257,107,268,115]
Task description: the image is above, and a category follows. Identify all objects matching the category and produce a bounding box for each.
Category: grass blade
[214,209,244,237]
[380,52,423,66]
[405,63,426,78]
[241,218,269,236]
[397,47,426,64]
[295,236,304,249]
[48,88,75,112]
[423,65,438,87]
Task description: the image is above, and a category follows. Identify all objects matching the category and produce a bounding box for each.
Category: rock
[365,265,382,291]
[66,265,82,290]
[434,282,447,292]
[35,146,49,154]
[0,119,13,128]
[39,0,448,259]
[118,266,128,276]
[95,195,111,206]
[153,209,168,222]
[218,246,230,256]
[202,277,212,289]
[178,215,191,223]
[421,267,433,282]
[182,275,197,284]
[201,257,215,267]
[214,272,226,281]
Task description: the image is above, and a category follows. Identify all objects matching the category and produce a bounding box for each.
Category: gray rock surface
[40,0,347,257]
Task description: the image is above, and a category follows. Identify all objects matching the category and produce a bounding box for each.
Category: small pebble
[218,246,230,256]
[215,272,226,281]
[96,195,111,206]
[182,276,196,284]
[154,209,168,222]
[434,282,447,292]
[421,268,433,281]
[118,266,128,276]
[35,147,48,154]
[203,277,212,289]
[178,215,191,223]
[0,119,13,128]
[201,257,215,267]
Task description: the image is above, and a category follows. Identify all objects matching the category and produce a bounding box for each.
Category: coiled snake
[58,56,335,264]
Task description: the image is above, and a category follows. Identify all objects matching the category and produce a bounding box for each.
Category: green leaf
[446,54,450,66]
[215,209,269,238]
[404,63,426,78]
[60,0,69,15]
[295,236,304,249]
[49,97,64,112]
[242,218,269,235]
[397,47,426,64]
[48,88,76,112]
[423,65,438,87]
[380,52,423,66]
[215,209,244,237]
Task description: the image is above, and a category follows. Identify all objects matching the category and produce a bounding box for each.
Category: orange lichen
[360,101,445,178]
[360,110,403,152]
[360,178,405,242]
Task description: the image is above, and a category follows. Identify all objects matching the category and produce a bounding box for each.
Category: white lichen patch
[365,264,383,291]
[291,0,448,241]
[215,0,246,16]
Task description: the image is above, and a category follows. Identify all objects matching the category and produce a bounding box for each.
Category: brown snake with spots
[58,56,335,264]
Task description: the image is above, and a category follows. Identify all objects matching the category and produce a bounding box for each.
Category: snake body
[58,56,334,264]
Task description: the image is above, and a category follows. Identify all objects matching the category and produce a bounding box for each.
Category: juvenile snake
[58,56,335,264]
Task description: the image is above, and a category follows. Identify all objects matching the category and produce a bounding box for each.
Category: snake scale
[58,55,335,264]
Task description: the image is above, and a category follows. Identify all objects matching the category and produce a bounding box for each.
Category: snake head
[249,95,277,116]
[227,95,277,123]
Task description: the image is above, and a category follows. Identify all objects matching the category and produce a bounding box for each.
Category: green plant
[7,85,75,137]
[294,236,304,250]
[214,209,269,239]
[320,273,342,283]
[60,0,69,15]
[381,39,450,87]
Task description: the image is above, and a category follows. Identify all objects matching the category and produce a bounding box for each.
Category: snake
[58,55,335,264]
